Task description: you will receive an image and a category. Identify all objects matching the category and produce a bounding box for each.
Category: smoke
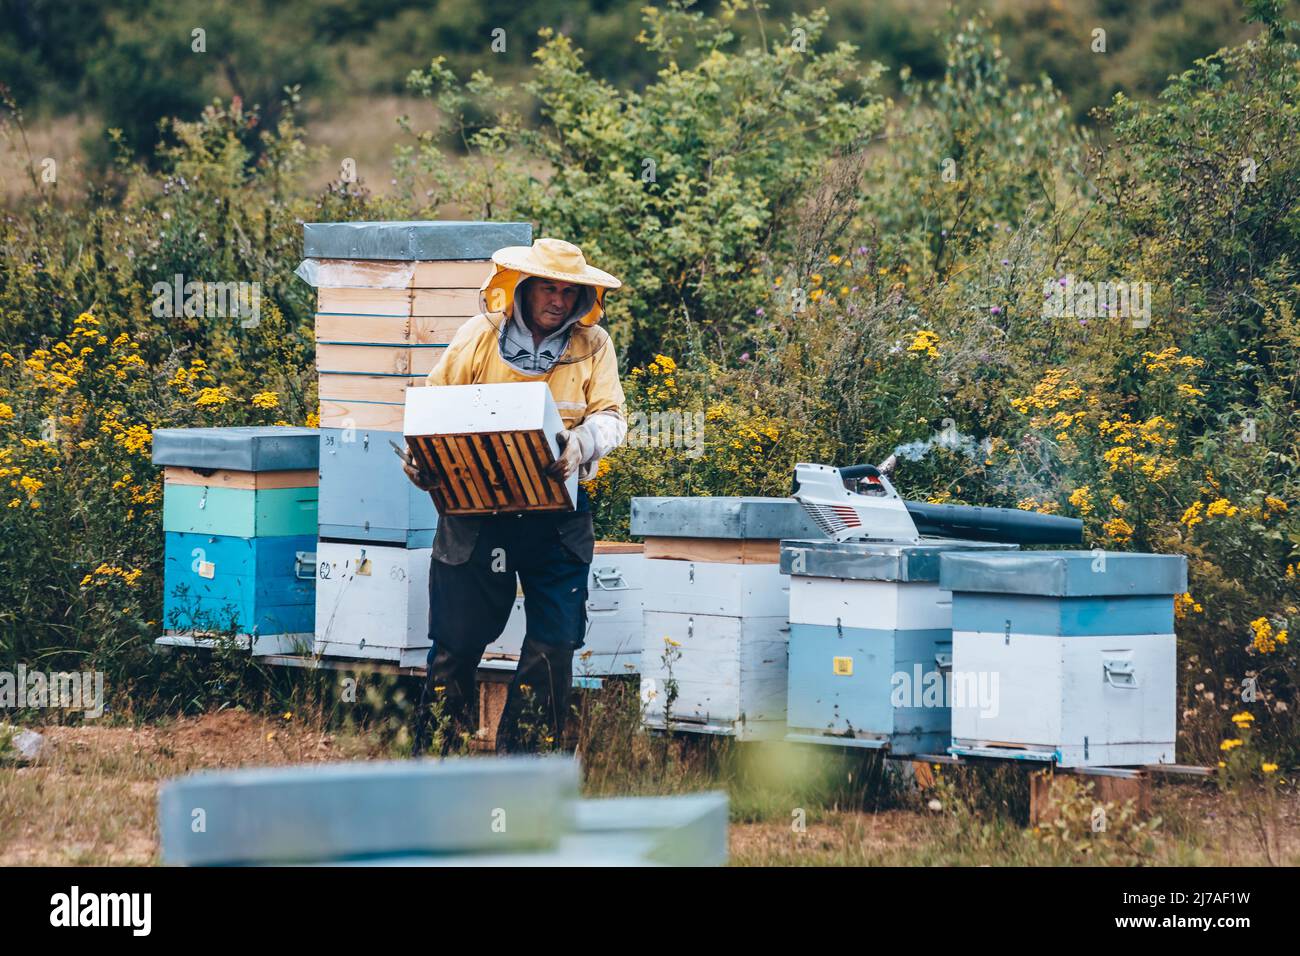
[894,419,991,463]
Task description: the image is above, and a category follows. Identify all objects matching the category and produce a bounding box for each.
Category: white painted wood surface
[642,559,789,618]
[789,576,954,630]
[951,629,1176,767]
[640,611,788,739]
[314,542,432,661]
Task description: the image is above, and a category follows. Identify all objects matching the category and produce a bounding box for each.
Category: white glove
[546,428,585,480]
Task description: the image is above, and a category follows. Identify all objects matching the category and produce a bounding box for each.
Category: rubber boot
[495,637,574,754]
[413,644,479,757]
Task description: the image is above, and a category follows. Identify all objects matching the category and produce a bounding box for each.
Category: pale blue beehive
[317,428,438,547]
[157,756,728,866]
[782,538,1016,754]
[940,550,1185,767]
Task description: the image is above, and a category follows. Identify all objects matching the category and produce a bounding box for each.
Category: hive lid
[302,220,533,261]
[152,427,320,472]
[630,497,826,540]
[781,538,1018,582]
[158,754,578,866]
[939,550,1188,596]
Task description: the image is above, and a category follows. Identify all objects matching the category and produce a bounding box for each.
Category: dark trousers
[418,512,589,754]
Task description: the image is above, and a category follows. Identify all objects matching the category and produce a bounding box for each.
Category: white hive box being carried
[404,381,577,515]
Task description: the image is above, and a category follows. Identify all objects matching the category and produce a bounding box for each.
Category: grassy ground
[2,707,1296,866]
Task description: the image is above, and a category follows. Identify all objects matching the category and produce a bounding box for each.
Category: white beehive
[941,550,1185,768]
[404,381,577,514]
[631,497,825,741]
[313,540,431,667]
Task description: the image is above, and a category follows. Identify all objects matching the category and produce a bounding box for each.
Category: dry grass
[297,94,441,196]
[3,709,1297,866]
[0,112,96,203]
[0,710,387,865]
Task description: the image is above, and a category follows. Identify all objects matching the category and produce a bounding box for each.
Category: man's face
[523,278,581,334]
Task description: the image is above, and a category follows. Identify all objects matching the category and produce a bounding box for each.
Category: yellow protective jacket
[425,313,626,442]
[421,292,626,565]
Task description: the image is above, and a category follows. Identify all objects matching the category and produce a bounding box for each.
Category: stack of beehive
[632,497,826,740]
[942,550,1184,767]
[779,538,1016,754]
[299,220,533,667]
[152,427,320,655]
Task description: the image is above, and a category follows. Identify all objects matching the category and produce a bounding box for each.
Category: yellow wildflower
[1250,617,1289,654]
[907,330,939,359]
[1102,517,1133,542]
[194,386,232,408]
[1206,498,1238,518]
[1174,592,1203,621]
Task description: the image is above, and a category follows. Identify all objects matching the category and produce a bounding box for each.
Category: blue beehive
[162,532,317,636]
[153,427,319,651]
[317,427,438,547]
[781,538,1016,754]
[941,550,1185,767]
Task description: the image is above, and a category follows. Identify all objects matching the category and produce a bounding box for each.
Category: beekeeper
[402,237,626,754]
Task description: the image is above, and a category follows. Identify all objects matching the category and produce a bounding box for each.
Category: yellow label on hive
[833,656,853,676]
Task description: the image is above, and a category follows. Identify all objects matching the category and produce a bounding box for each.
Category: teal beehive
[162,484,318,538]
